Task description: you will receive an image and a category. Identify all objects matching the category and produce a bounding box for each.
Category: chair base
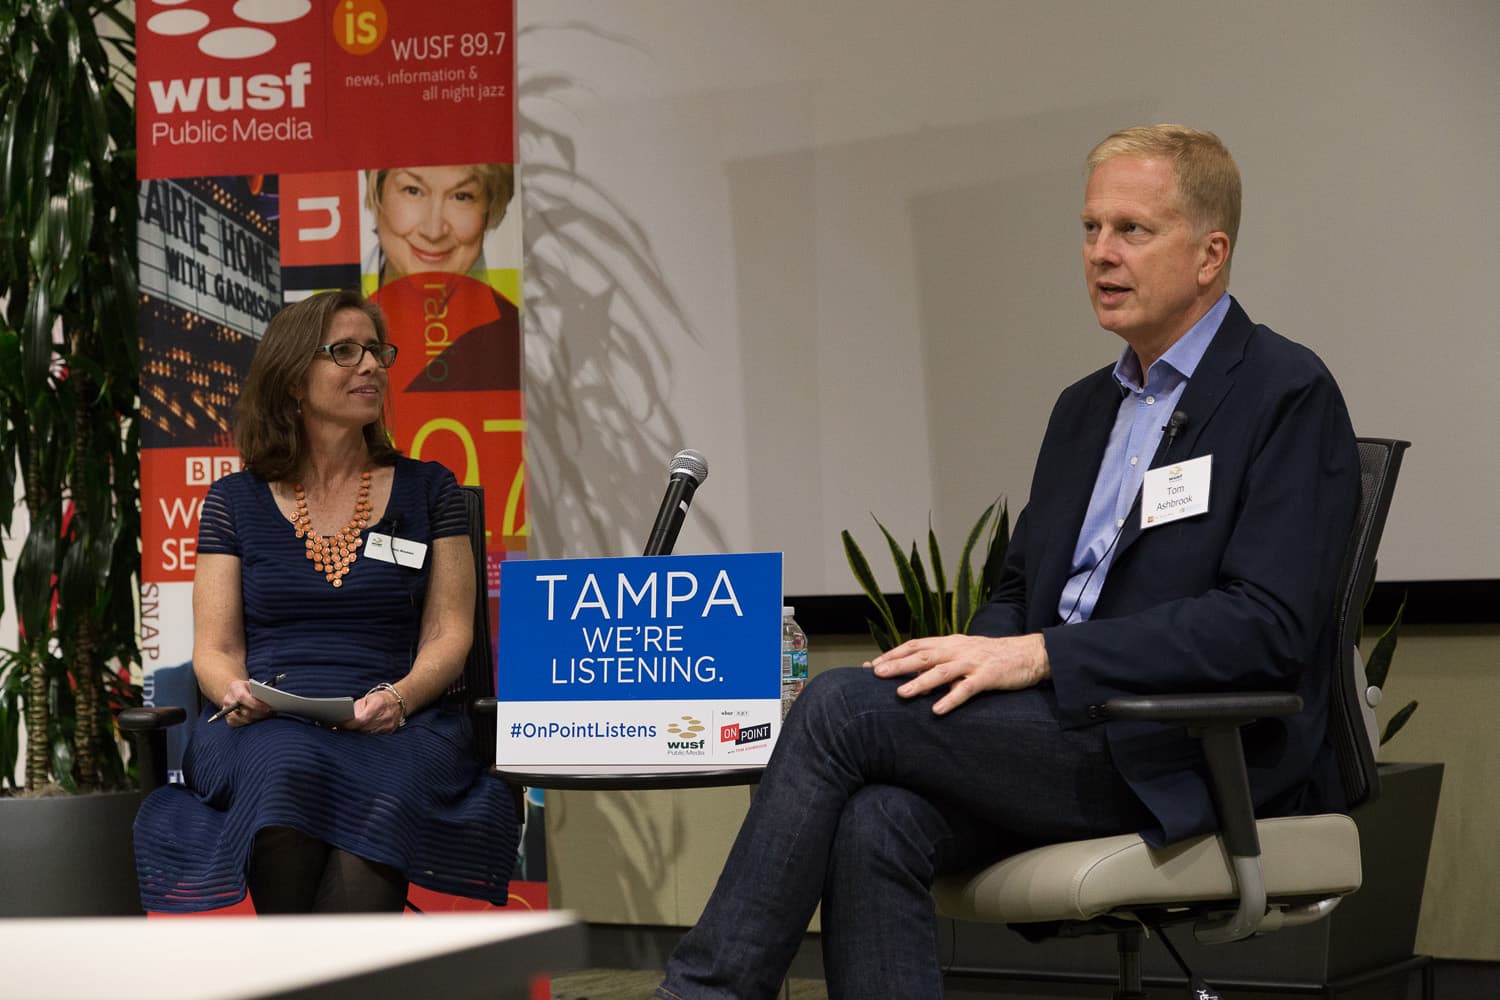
[942,952,1433,999]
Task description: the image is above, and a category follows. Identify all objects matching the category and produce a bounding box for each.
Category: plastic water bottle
[781,606,808,720]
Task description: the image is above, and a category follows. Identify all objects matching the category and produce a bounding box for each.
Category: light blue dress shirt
[1056,293,1231,624]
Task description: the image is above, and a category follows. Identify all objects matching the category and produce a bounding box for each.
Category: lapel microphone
[1163,409,1190,449]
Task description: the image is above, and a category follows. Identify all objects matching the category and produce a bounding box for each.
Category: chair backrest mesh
[456,486,516,808]
[1327,438,1408,809]
[451,485,496,702]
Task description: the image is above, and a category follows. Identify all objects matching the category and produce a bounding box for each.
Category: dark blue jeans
[657,667,1151,1000]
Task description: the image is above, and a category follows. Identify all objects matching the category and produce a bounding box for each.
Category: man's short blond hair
[1088,125,1241,252]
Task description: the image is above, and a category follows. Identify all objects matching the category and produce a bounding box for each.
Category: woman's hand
[342,687,404,734]
[868,633,1050,715]
[220,678,273,728]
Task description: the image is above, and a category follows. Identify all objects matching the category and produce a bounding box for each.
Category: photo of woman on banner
[132,289,519,914]
[364,163,517,281]
[361,162,521,392]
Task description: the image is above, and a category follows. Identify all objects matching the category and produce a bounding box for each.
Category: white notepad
[248,680,356,725]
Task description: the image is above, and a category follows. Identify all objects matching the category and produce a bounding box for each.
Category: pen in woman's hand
[208,672,288,723]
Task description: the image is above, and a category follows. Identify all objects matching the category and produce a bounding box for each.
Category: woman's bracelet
[368,682,408,728]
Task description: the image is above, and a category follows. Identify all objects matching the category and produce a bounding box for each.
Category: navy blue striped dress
[133,457,517,912]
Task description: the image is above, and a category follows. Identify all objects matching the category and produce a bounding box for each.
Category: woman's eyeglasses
[315,341,399,368]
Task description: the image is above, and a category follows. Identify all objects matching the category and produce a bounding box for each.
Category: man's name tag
[364,532,429,569]
[1141,454,1211,528]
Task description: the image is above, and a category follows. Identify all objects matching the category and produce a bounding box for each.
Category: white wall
[518,0,1500,594]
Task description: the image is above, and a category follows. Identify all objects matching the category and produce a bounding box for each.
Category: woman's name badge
[365,532,429,568]
[1141,454,1212,529]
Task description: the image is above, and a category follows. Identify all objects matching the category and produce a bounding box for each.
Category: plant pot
[0,789,146,917]
[1322,761,1444,978]
[943,761,1444,992]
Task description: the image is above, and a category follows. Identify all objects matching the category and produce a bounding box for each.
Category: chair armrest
[469,697,498,773]
[1103,691,1301,725]
[469,697,524,818]
[118,706,188,732]
[1103,691,1303,945]
[117,707,188,793]
[1101,692,1302,855]
[471,698,498,768]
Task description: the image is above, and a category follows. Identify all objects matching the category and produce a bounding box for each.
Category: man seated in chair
[656,125,1361,1000]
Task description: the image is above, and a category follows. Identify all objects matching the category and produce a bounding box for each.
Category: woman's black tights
[247,826,408,913]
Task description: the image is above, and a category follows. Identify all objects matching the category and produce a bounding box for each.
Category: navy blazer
[969,298,1359,846]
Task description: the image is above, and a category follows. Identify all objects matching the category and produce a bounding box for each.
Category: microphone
[1162,409,1189,449]
[643,449,709,556]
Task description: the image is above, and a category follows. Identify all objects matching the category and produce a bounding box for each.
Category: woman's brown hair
[234,290,401,480]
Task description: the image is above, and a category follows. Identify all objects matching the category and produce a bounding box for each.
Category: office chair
[451,486,525,823]
[931,438,1409,999]
[120,485,523,893]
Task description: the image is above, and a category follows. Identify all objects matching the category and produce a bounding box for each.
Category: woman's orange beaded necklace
[292,471,372,588]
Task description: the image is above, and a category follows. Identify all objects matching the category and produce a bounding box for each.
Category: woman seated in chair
[133,290,517,913]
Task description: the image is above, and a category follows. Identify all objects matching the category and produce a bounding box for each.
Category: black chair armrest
[1103,691,1301,725]
[1105,691,1302,860]
[470,697,498,767]
[468,697,524,817]
[118,706,188,732]
[1105,691,1305,943]
[117,707,188,793]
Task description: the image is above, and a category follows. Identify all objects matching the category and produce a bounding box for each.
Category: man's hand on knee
[867,633,1050,715]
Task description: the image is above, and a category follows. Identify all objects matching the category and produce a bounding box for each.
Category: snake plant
[842,499,1008,652]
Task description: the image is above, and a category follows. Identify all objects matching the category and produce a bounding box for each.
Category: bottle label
[781,677,805,720]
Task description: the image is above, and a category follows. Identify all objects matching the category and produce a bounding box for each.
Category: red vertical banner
[136,0,539,917]
[136,2,514,178]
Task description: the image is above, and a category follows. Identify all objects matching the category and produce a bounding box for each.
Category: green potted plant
[0,0,143,915]
[841,498,1009,650]
[1365,592,1416,746]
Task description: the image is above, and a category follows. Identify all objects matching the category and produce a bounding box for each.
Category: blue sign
[498,552,783,703]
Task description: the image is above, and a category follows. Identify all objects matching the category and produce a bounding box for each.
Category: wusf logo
[665,716,707,754]
[142,0,317,115]
[147,63,312,115]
